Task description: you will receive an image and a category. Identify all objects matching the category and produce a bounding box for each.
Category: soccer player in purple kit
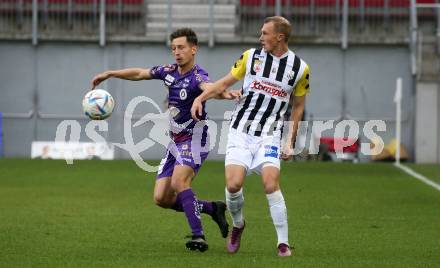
[91,28,235,252]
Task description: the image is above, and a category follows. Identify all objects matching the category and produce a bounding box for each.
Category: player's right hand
[191,97,203,121]
[91,72,109,90]
[224,89,242,101]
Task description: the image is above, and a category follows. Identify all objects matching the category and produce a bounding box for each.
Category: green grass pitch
[0,159,439,267]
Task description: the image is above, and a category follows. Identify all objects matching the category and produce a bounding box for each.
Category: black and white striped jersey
[229,48,310,137]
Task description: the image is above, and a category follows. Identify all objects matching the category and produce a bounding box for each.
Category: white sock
[266,190,289,246]
[225,187,244,228]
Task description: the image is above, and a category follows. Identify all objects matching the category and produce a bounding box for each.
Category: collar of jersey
[176,64,198,79]
[267,50,290,60]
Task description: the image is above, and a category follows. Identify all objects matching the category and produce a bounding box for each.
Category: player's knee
[153,194,168,208]
[226,180,242,193]
[153,196,165,208]
[263,181,280,194]
[262,170,280,194]
[225,174,243,192]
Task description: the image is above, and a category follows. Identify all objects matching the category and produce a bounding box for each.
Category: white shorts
[225,128,281,176]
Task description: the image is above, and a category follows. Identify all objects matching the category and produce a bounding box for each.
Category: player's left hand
[280,145,294,161]
[191,97,203,121]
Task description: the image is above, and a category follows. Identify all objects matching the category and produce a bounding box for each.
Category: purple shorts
[156,139,209,179]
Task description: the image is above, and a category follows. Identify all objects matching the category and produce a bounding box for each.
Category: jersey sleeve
[195,71,210,90]
[150,64,176,80]
[294,64,311,97]
[230,49,250,80]
[149,65,165,80]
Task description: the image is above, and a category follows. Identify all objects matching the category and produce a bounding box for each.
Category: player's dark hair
[169,28,198,46]
[264,16,292,43]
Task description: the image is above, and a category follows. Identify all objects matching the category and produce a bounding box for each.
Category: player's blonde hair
[264,16,292,43]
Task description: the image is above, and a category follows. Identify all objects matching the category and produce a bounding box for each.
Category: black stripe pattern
[254,97,277,137]
[268,101,287,135]
[275,56,288,82]
[262,54,273,78]
[245,94,265,134]
[288,55,301,86]
[250,49,262,76]
[232,91,254,129]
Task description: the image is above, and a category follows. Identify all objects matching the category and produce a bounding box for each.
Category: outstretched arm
[198,73,238,101]
[91,68,152,90]
[214,89,242,100]
[191,73,238,120]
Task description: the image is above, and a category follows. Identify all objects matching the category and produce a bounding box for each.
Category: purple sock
[172,199,213,216]
[198,200,214,216]
[171,199,183,211]
[177,189,204,236]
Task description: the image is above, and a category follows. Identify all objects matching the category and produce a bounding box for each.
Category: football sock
[197,200,214,216]
[225,187,244,228]
[170,200,182,211]
[266,190,289,246]
[171,199,213,216]
[177,188,204,237]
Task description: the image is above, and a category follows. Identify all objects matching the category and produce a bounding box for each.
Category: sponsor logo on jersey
[249,80,288,98]
[264,145,278,158]
[175,81,189,88]
[164,74,175,86]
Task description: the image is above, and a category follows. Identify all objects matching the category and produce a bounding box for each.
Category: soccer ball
[82,89,115,120]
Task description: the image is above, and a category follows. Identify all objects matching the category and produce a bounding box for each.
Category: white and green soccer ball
[82,89,115,120]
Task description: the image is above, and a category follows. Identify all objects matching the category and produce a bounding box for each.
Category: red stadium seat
[240,0,417,6]
[0,0,143,15]
[239,0,416,17]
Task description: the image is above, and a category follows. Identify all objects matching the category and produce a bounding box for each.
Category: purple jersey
[150,63,209,142]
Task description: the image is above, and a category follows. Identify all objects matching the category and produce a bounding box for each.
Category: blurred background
[0,0,439,163]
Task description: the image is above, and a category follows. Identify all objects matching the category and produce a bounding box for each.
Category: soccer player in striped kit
[192,16,310,256]
[91,28,235,252]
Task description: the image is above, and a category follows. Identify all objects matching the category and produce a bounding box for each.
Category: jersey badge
[179,89,188,100]
[287,70,296,81]
[254,60,263,73]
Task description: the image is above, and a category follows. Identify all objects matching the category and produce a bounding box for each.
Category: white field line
[394,163,440,192]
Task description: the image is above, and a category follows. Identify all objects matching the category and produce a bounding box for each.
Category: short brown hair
[170,28,198,46]
[264,16,291,43]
